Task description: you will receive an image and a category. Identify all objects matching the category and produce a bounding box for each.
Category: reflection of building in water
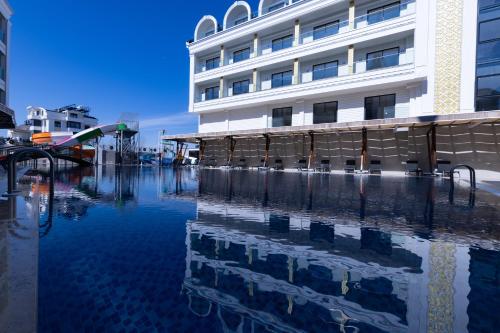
[184,201,433,332]
[181,169,500,332]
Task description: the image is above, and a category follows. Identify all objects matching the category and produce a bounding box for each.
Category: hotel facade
[168,0,500,175]
[0,0,13,129]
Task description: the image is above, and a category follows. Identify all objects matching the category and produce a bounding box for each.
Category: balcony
[194,0,415,77]
[194,51,420,110]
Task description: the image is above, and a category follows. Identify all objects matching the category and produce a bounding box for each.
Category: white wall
[199,86,414,133]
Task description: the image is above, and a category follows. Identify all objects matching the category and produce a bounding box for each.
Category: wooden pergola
[163,111,500,170]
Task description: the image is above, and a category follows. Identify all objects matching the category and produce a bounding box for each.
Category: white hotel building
[0,0,13,129]
[168,0,500,174]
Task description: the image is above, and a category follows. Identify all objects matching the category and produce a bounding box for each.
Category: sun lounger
[237,158,248,169]
[405,160,422,176]
[296,159,307,171]
[316,159,331,173]
[274,159,284,171]
[369,160,382,174]
[344,160,356,173]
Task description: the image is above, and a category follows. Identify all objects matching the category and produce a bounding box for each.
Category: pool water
[35,167,500,333]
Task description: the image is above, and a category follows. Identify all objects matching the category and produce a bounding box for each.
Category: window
[365,94,396,120]
[366,47,400,70]
[479,18,500,42]
[32,119,42,127]
[0,53,5,81]
[367,2,401,25]
[272,70,293,88]
[313,61,338,80]
[206,57,220,70]
[232,80,250,95]
[477,40,500,63]
[268,2,286,13]
[204,30,215,37]
[272,107,292,127]
[234,16,248,26]
[70,113,78,118]
[476,1,500,111]
[313,101,338,124]
[205,86,220,100]
[85,125,91,129]
[54,121,61,128]
[313,21,340,40]
[477,74,500,96]
[67,121,81,129]
[272,35,293,52]
[233,48,250,63]
[0,89,5,105]
[480,0,500,9]
[0,14,6,44]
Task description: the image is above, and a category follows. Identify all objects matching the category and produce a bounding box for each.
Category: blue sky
[7,0,260,145]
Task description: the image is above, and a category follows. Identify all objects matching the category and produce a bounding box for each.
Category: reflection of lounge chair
[405,160,421,175]
[369,160,382,174]
[274,159,284,171]
[296,159,307,171]
[316,159,331,173]
[344,160,356,173]
[256,158,268,170]
[237,158,248,169]
[207,158,217,168]
[437,160,456,177]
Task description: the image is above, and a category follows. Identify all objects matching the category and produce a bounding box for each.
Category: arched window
[223,1,252,30]
[194,16,218,41]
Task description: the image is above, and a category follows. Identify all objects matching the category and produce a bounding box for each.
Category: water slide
[53,123,126,149]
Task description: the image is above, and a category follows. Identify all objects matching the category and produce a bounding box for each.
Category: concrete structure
[166,0,500,180]
[23,104,98,135]
[0,0,13,129]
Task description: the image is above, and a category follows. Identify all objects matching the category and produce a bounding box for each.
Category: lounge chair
[369,160,382,174]
[316,159,331,173]
[207,158,217,168]
[237,158,248,169]
[274,159,284,171]
[296,159,307,171]
[256,158,269,170]
[436,160,452,176]
[344,160,356,173]
[405,160,422,176]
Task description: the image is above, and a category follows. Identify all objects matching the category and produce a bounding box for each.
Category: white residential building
[187,0,498,134]
[25,105,98,134]
[0,0,13,129]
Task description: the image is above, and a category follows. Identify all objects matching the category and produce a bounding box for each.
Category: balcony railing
[195,53,414,103]
[195,0,415,74]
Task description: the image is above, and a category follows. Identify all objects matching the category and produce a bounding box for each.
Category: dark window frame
[206,56,220,70]
[234,16,248,26]
[271,70,293,88]
[268,1,286,13]
[312,60,339,80]
[367,1,401,25]
[272,107,293,127]
[313,101,338,124]
[313,20,340,40]
[232,79,250,95]
[272,34,294,52]
[233,47,251,63]
[54,121,62,128]
[479,17,500,43]
[205,86,220,100]
[366,47,400,71]
[364,94,396,120]
[67,121,82,129]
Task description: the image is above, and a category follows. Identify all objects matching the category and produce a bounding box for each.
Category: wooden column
[428,124,438,172]
[360,128,368,171]
[308,131,315,169]
[227,136,236,166]
[198,138,206,163]
[264,134,271,167]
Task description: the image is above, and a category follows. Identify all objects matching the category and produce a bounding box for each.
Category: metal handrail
[6,148,55,194]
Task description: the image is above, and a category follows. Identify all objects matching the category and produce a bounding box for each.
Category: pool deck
[0,174,39,333]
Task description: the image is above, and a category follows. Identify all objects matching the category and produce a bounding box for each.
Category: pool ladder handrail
[449,164,476,208]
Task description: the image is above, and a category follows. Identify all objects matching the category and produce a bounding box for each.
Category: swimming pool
[14,167,500,332]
